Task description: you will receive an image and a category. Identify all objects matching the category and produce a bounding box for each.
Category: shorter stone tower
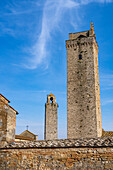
[0,93,18,145]
[45,93,58,140]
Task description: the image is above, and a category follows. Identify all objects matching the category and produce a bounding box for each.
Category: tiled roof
[0,93,19,114]
[102,129,113,137]
[2,137,113,149]
[0,93,10,103]
[20,130,37,137]
[49,93,55,96]
[15,135,36,141]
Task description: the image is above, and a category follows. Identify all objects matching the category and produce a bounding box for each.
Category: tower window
[87,106,89,110]
[79,54,82,60]
[50,97,53,103]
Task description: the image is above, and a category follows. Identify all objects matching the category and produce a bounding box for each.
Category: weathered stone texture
[0,138,113,170]
[45,94,58,140]
[6,107,16,142]
[45,103,57,140]
[0,101,7,144]
[66,23,102,139]
[0,99,17,145]
[2,137,113,148]
[20,130,36,140]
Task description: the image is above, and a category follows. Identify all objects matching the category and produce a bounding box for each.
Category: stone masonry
[66,22,102,139]
[44,93,58,140]
[0,94,18,146]
[0,137,113,169]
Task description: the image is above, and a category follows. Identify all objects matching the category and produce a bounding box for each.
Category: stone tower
[0,93,18,145]
[44,93,58,140]
[66,22,102,139]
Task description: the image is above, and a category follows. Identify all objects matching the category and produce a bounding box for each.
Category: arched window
[50,97,53,103]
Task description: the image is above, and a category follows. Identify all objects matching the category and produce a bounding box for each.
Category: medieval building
[15,130,37,141]
[0,23,113,169]
[66,22,102,139]
[0,93,18,145]
[44,22,102,140]
[0,22,112,144]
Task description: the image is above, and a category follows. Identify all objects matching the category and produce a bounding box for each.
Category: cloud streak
[24,0,79,69]
[100,73,113,90]
[0,0,112,69]
[102,99,113,105]
[26,0,113,69]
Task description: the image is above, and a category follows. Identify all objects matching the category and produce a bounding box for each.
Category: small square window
[79,54,82,60]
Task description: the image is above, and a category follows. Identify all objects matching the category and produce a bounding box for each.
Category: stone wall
[0,100,16,145]
[0,101,7,144]
[0,137,113,169]
[6,106,16,142]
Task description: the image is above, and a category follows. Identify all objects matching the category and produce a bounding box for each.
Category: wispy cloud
[81,0,113,4]
[24,0,79,69]
[102,99,113,105]
[26,0,113,69]
[0,0,43,36]
[100,73,113,106]
[0,0,112,69]
[100,73,113,90]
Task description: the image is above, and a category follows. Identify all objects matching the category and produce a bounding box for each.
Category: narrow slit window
[79,54,82,60]
[0,119,3,128]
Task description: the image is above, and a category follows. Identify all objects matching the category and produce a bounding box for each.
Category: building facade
[15,130,37,141]
[0,93,18,145]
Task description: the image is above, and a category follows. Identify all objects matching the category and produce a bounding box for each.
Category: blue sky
[0,0,113,140]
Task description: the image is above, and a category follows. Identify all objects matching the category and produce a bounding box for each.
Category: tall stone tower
[44,93,58,140]
[66,22,102,139]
